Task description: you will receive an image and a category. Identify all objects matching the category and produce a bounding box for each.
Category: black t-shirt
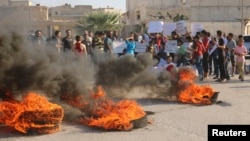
[62,36,73,51]
[217,38,225,58]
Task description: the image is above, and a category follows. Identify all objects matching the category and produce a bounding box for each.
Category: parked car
[243,35,250,54]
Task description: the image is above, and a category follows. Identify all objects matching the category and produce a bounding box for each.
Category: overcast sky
[32,0,126,12]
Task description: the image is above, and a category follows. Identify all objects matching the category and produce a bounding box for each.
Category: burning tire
[0,92,64,134]
[131,114,148,129]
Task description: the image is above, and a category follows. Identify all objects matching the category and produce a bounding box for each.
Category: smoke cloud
[1,32,93,96]
[94,53,179,99]
[0,30,194,121]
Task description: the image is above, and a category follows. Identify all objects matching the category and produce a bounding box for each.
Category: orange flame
[177,68,215,104]
[178,84,215,104]
[0,92,64,134]
[79,86,146,131]
[60,94,87,109]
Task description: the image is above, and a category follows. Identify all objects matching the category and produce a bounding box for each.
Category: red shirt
[156,36,163,49]
[193,41,203,57]
[74,42,85,54]
[202,37,209,53]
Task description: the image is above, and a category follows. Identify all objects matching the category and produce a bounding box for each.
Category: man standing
[104,30,114,54]
[216,30,227,82]
[91,31,105,64]
[192,35,204,81]
[125,33,136,56]
[234,38,248,81]
[46,30,62,53]
[62,29,74,52]
[201,30,210,79]
[31,30,46,48]
[226,33,236,77]
[82,30,92,57]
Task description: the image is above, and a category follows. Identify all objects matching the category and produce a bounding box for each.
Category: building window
[136,11,140,20]
[55,12,58,15]
[137,15,140,20]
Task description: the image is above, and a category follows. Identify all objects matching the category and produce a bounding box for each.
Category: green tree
[167,12,189,22]
[75,11,122,33]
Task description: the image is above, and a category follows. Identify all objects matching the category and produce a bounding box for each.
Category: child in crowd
[146,41,157,60]
[74,35,87,56]
[166,55,176,72]
[165,55,177,81]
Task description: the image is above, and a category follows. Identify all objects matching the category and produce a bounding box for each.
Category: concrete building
[10,0,32,6]
[0,5,48,35]
[48,4,123,36]
[125,0,250,36]
[47,3,93,36]
[0,0,32,6]
[93,6,123,15]
[0,1,124,38]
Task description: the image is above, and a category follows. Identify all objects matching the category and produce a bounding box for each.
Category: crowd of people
[28,28,249,82]
[144,29,249,82]
[29,29,116,63]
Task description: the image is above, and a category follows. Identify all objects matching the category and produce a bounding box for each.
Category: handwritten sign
[176,20,186,35]
[113,41,126,54]
[147,21,164,33]
[165,40,178,53]
[183,42,190,48]
[191,23,204,36]
[135,43,147,53]
[163,23,176,36]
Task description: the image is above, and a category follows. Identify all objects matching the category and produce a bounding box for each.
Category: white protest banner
[113,41,126,54]
[191,23,204,36]
[135,42,147,53]
[147,21,164,33]
[163,23,176,36]
[183,42,190,48]
[165,40,178,53]
[176,20,186,35]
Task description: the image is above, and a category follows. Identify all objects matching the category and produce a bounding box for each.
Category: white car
[243,35,250,54]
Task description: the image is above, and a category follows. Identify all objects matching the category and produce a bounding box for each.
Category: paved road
[0,74,250,141]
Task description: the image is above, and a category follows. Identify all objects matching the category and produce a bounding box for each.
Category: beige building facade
[125,0,250,35]
[0,0,32,6]
[0,5,48,34]
[0,1,123,38]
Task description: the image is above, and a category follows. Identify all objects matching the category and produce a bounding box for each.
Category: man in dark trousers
[216,30,227,82]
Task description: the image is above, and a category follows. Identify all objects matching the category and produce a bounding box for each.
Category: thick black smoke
[0,30,195,121]
[0,31,94,100]
[95,53,179,98]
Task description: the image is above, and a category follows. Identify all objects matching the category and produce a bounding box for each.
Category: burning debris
[0,31,220,135]
[0,92,64,134]
[76,86,147,131]
[177,68,218,105]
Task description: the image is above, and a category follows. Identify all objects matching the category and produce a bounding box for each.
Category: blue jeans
[195,56,204,77]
